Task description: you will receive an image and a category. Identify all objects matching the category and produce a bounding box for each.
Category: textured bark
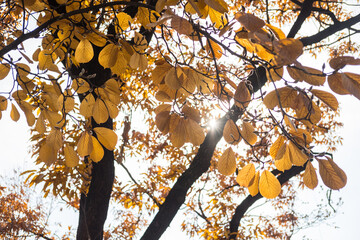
[140,67,268,240]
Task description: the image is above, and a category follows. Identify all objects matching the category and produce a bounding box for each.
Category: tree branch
[228,165,306,240]
[287,0,316,38]
[140,67,268,240]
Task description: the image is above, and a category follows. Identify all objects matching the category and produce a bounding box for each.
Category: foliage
[1,0,360,239]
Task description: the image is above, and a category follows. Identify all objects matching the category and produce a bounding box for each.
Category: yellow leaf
[263,87,297,109]
[116,12,132,30]
[39,143,57,165]
[72,78,90,94]
[235,12,265,32]
[16,63,30,77]
[111,50,128,75]
[86,32,106,47]
[77,131,93,157]
[64,144,79,167]
[240,121,257,145]
[155,110,171,134]
[284,115,297,131]
[269,136,286,159]
[104,99,119,119]
[75,39,94,63]
[303,161,318,189]
[289,128,312,144]
[19,102,35,126]
[98,44,119,69]
[288,142,308,166]
[182,105,201,123]
[169,116,187,147]
[234,82,251,108]
[302,66,326,86]
[46,128,63,152]
[152,61,173,85]
[217,147,236,175]
[0,96,8,111]
[0,63,10,80]
[10,103,20,122]
[92,98,109,124]
[171,16,194,35]
[311,89,338,111]
[248,171,260,196]
[259,170,281,199]
[93,127,118,151]
[80,94,95,118]
[35,112,46,134]
[295,101,321,125]
[274,143,292,172]
[38,50,56,70]
[327,73,350,95]
[223,119,241,144]
[208,7,226,29]
[236,163,255,187]
[136,7,157,29]
[318,157,347,190]
[90,136,104,162]
[266,23,286,40]
[185,118,205,145]
[57,94,75,113]
[204,0,228,13]
[155,0,166,12]
[205,39,223,59]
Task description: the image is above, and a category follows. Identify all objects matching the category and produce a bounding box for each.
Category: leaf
[236,163,255,187]
[0,63,10,80]
[303,161,318,189]
[46,128,63,152]
[274,143,292,172]
[116,12,132,30]
[185,118,205,145]
[259,170,281,199]
[287,65,325,86]
[318,157,347,190]
[16,63,30,77]
[182,105,201,123]
[327,73,350,95]
[171,16,194,35]
[329,56,360,70]
[235,12,265,32]
[248,171,260,196]
[263,87,297,109]
[0,96,8,111]
[273,38,303,66]
[288,142,308,166]
[64,145,79,167]
[39,143,57,165]
[35,112,46,134]
[223,119,241,144]
[77,131,93,157]
[155,110,171,134]
[57,94,75,113]
[234,82,251,108]
[129,52,148,71]
[80,94,95,118]
[310,89,338,111]
[38,50,56,70]
[240,121,257,145]
[72,78,90,94]
[90,136,104,162]
[217,147,236,175]
[266,66,283,82]
[98,44,119,68]
[93,127,118,150]
[75,39,94,63]
[341,72,360,100]
[92,98,109,124]
[269,136,286,159]
[204,0,228,13]
[164,67,184,90]
[169,116,187,147]
[266,23,286,40]
[10,103,20,122]
[205,39,223,59]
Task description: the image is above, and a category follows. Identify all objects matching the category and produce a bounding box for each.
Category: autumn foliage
[1,0,360,239]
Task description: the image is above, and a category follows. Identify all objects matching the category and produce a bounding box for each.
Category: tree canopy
[1,0,360,239]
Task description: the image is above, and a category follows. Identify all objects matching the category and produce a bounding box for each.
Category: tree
[0,0,359,239]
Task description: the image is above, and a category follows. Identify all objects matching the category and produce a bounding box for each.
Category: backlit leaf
[10,103,20,122]
[288,141,307,166]
[75,39,94,63]
[223,119,241,144]
[0,96,8,111]
[155,110,171,134]
[259,170,281,199]
[236,163,255,187]
[318,157,347,190]
[217,147,236,176]
[303,161,318,189]
[311,89,338,111]
[341,72,360,100]
[171,16,194,35]
[90,136,104,162]
[129,52,148,71]
[165,67,184,90]
[329,56,360,70]
[275,144,292,171]
[38,50,56,70]
[204,0,228,13]
[39,143,57,165]
[46,128,63,152]
[240,121,257,145]
[273,38,303,66]
[235,12,265,32]
[93,127,118,150]
[263,87,297,109]
[182,105,201,123]
[72,78,90,94]
[80,94,95,118]
[248,171,260,196]
[99,44,119,69]
[169,116,187,147]
[234,82,251,108]
[327,73,350,95]
[77,131,93,157]
[269,136,286,159]
[185,118,205,145]
[92,98,109,124]
[0,63,10,80]
[116,12,132,30]
[64,144,79,167]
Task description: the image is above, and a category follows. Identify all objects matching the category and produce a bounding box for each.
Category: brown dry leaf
[327,73,350,95]
[311,89,339,111]
[235,12,265,32]
[0,63,10,80]
[234,82,251,108]
[289,128,312,145]
[10,103,20,122]
[259,170,281,199]
[317,157,347,190]
[273,38,303,66]
[266,66,283,82]
[341,72,360,100]
[287,65,325,86]
[240,121,257,145]
[303,161,318,189]
[248,171,260,196]
[329,56,360,70]
[217,147,236,176]
[155,110,171,134]
[165,67,184,90]
[223,119,241,144]
[182,105,201,123]
[236,163,255,187]
[0,96,8,111]
[171,16,194,35]
[204,0,228,13]
[185,118,205,145]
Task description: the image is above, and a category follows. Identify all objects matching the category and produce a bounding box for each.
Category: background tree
[0,0,360,239]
